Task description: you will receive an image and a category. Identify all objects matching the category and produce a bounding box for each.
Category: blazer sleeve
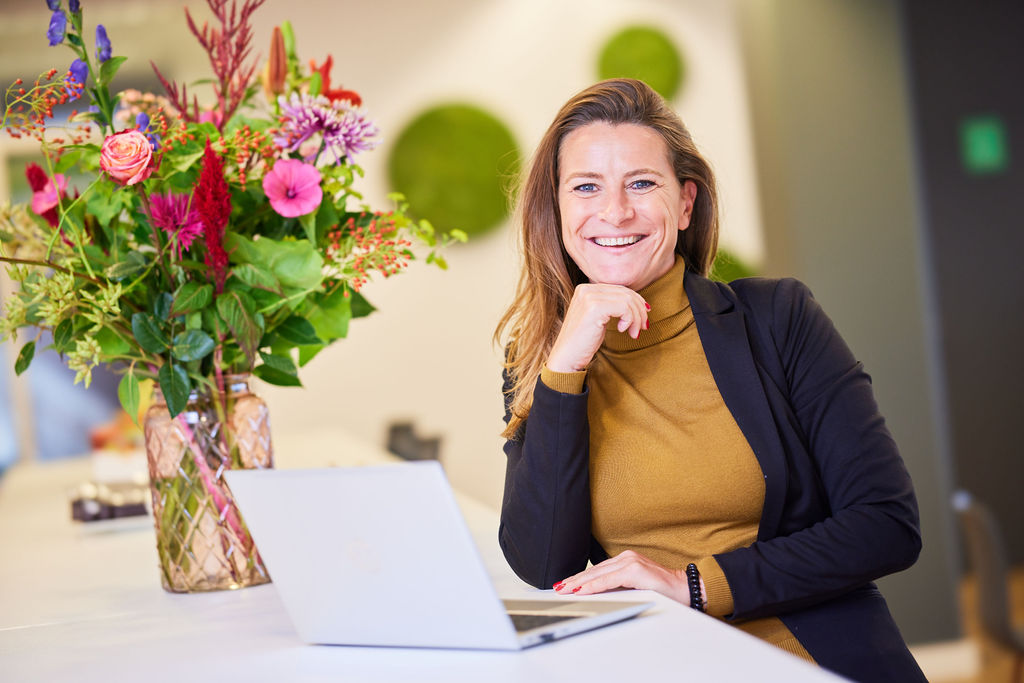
[714,278,922,620]
[498,369,594,589]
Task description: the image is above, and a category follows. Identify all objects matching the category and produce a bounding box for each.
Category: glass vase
[143,374,273,592]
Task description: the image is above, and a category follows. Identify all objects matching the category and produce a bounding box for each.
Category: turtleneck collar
[602,255,694,352]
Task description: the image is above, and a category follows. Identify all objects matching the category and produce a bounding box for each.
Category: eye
[628,179,657,191]
[572,182,598,193]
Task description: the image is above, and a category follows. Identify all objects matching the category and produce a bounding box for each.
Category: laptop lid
[225,462,652,650]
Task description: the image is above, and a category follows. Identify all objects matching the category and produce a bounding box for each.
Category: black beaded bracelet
[685,563,705,612]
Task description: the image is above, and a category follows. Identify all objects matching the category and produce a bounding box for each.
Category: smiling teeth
[594,236,641,247]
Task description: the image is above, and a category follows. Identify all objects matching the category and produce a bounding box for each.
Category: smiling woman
[494,78,926,683]
[557,122,696,292]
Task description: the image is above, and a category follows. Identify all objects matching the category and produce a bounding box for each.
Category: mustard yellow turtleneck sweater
[541,256,814,664]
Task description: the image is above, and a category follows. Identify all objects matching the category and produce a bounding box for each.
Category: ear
[678,180,698,232]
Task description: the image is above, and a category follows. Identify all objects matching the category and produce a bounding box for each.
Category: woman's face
[558,121,696,291]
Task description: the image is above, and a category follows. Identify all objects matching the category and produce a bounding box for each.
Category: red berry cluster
[4,69,90,145]
[327,213,413,293]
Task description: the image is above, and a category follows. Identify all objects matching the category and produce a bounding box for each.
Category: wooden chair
[953,490,1024,682]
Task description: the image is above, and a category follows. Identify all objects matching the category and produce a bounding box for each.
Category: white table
[0,431,842,682]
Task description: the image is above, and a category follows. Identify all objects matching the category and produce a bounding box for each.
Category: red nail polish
[553,582,564,590]
[571,586,581,593]
[644,302,651,310]
[643,320,649,330]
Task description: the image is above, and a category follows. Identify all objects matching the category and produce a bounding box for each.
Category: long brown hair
[494,78,720,439]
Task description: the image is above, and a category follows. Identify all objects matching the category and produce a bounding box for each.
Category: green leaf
[216,290,261,366]
[350,290,376,319]
[105,251,148,281]
[154,292,174,321]
[95,326,131,357]
[305,287,351,342]
[55,148,83,174]
[232,263,280,291]
[254,364,302,387]
[167,148,205,174]
[158,363,191,418]
[170,282,213,317]
[171,329,215,362]
[14,341,35,375]
[98,56,128,85]
[224,233,324,291]
[315,198,339,243]
[131,312,169,354]
[202,306,227,340]
[258,350,297,376]
[275,316,322,346]
[185,311,202,330]
[298,211,317,244]
[118,371,141,426]
[86,184,125,227]
[53,318,75,352]
[297,344,323,367]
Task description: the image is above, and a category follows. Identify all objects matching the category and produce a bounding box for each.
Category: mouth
[591,235,645,247]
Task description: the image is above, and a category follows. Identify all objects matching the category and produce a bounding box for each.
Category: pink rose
[100,130,154,185]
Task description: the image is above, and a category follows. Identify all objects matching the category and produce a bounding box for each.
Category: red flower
[194,140,231,293]
[309,55,362,106]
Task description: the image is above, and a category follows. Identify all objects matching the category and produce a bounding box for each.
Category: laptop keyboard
[508,613,577,633]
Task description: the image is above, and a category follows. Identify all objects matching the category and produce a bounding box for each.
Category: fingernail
[643,319,648,330]
[571,586,581,593]
[644,302,651,310]
[553,582,564,590]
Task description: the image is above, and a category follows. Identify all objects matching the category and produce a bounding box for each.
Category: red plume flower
[194,139,231,293]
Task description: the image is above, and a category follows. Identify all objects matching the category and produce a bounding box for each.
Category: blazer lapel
[684,270,788,541]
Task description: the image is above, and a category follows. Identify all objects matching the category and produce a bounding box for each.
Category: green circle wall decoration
[598,26,685,101]
[388,104,520,237]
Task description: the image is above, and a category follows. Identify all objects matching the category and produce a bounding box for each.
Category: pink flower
[262,159,322,217]
[100,129,154,185]
[27,164,68,224]
[147,192,203,260]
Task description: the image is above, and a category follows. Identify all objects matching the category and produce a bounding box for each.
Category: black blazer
[499,269,926,683]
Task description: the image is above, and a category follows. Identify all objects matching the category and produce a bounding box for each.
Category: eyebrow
[563,168,666,183]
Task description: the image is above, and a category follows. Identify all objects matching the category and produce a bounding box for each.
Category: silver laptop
[224,462,653,649]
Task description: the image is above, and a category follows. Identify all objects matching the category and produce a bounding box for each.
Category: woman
[495,79,926,682]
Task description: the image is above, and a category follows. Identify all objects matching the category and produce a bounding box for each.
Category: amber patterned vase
[143,374,273,592]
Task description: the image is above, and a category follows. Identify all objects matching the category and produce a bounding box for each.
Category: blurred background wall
[2,0,1021,647]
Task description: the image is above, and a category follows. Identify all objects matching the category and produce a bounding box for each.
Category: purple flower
[147,192,204,260]
[275,93,380,165]
[135,112,160,151]
[47,10,66,46]
[262,159,323,218]
[95,24,111,62]
[69,0,80,12]
[66,58,88,99]
[46,0,60,10]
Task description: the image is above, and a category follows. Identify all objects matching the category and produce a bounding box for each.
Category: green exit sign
[960,115,1009,175]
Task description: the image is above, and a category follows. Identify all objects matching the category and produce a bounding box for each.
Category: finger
[554,551,645,593]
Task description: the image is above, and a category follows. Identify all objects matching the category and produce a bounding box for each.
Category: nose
[598,187,635,225]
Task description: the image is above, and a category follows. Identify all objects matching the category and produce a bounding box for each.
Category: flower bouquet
[1,0,463,592]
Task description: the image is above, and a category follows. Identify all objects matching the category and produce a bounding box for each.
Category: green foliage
[710,248,758,283]
[388,104,519,237]
[598,26,686,101]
